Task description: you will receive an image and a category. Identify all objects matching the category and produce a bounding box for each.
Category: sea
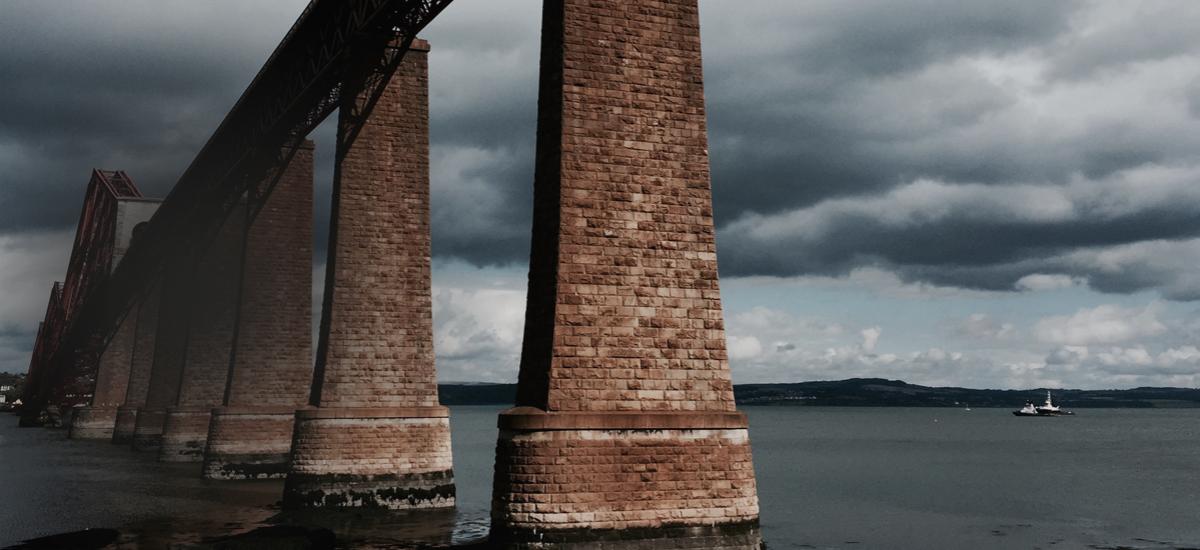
[1,406,1198,549]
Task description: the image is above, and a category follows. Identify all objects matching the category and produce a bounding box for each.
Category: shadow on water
[3,522,762,550]
[267,508,467,548]
[2,529,119,549]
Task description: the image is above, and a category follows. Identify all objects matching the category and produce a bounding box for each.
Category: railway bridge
[18,0,761,546]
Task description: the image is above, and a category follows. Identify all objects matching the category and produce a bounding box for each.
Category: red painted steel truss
[29,0,455,416]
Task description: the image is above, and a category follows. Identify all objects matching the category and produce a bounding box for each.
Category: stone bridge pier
[489,0,760,546]
[68,303,138,439]
[157,204,247,462]
[113,284,161,444]
[132,256,196,452]
[282,40,455,510]
[203,142,314,480]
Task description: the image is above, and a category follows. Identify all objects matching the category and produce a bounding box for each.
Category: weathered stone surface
[67,406,119,440]
[135,256,195,451]
[283,40,454,510]
[514,0,734,414]
[204,407,299,480]
[491,420,758,541]
[202,142,314,480]
[159,409,213,462]
[112,406,140,445]
[69,292,140,440]
[285,411,454,509]
[159,204,246,462]
[114,284,162,444]
[309,42,436,411]
[131,407,167,452]
[492,0,760,542]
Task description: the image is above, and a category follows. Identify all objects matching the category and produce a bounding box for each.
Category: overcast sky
[2,0,1200,389]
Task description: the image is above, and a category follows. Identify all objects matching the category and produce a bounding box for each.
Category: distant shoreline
[438,378,1200,408]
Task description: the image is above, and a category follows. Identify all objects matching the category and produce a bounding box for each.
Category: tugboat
[1012,390,1074,417]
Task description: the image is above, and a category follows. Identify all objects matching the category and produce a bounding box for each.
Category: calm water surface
[2,406,1198,548]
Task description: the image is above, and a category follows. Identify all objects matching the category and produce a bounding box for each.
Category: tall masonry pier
[203,143,314,480]
[283,39,455,509]
[490,0,760,546]
[157,203,246,462]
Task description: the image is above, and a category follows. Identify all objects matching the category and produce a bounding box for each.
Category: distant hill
[734,378,1200,408]
[438,378,1200,408]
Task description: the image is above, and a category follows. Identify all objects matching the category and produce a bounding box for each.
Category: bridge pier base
[71,289,140,440]
[284,407,454,509]
[112,406,139,444]
[201,142,314,480]
[113,285,162,445]
[491,412,759,547]
[488,0,760,545]
[158,408,211,462]
[282,40,454,510]
[131,408,167,452]
[203,406,299,480]
[67,406,118,440]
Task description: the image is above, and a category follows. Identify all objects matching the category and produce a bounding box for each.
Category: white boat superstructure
[1038,390,1061,413]
[1013,390,1074,416]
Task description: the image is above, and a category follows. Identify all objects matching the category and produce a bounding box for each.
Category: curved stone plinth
[159,409,212,462]
[67,407,118,440]
[203,406,301,480]
[490,410,760,546]
[132,408,167,452]
[60,407,78,430]
[283,407,455,510]
[112,406,139,444]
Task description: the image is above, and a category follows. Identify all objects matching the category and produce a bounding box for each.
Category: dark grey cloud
[1044,2,1200,81]
[4,0,1200,312]
[702,0,1085,220]
[0,1,309,232]
[702,0,1200,299]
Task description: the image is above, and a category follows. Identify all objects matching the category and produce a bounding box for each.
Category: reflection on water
[269,508,463,547]
[10,407,1200,548]
[0,416,485,549]
[0,408,764,549]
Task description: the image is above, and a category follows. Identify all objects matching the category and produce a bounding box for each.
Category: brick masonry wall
[134,255,196,450]
[492,428,757,533]
[312,42,437,409]
[113,284,161,443]
[123,284,162,409]
[89,305,138,409]
[494,0,761,542]
[285,414,454,509]
[285,40,455,510]
[68,406,119,440]
[132,407,168,451]
[225,143,313,408]
[173,205,246,411]
[203,143,314,479]
[113,407,139,444]
[159,409,213,461]
[112,199,160,269]
[516,0,734,414]
[204,410,297,479]
[159,205,246,461]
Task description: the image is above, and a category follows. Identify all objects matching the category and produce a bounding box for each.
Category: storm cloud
[5,0,1200,295]
[4,1,1200,382]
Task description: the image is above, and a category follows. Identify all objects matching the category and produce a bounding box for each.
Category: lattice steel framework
[31,0,455,417]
